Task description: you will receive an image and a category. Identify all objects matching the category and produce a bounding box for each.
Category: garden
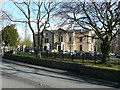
[15,51,120,71]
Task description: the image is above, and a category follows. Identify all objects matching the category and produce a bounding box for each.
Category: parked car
[25,47,30,52]
[94,52,102,56]
[73,50,83,55]
[63,50,70,54]
[25,47,34,53]
[116,53,120,58]
[51,49,57,53]
[84,52,94,56]
[109,53,115,56]
[29,49,34,53]
[62,50,76,55]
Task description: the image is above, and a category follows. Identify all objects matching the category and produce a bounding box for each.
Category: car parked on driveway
[63,50,70,54]
[109,53,115,56]
[94,52,102,56]
[29,49,34,53]
[73,50,84,55]
[84,52,94,56]
[116,53,120,58]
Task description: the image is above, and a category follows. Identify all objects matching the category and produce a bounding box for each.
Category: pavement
[0,55,120,89]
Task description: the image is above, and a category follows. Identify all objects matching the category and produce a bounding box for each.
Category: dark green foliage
[2,24,19,46]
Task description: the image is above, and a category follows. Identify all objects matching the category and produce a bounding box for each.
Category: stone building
[35,28,96,52]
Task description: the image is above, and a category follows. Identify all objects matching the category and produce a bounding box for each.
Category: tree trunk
[32,31,43,58]
[39,31,44,58]
[36,27,41,58]
[32,33,40,58]
[100,41,111,65]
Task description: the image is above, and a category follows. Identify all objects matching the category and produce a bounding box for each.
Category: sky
[0,0,118,42]
[0,0,61,41]
[0,1,32,41]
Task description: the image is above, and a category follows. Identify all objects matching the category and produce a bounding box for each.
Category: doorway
[58,46,61,51]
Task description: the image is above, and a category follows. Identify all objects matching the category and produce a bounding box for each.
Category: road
[0,55,119,89]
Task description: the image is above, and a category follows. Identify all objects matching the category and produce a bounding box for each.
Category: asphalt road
[0,55,119,89]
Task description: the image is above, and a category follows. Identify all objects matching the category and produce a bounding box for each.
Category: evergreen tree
[2,24,19,46]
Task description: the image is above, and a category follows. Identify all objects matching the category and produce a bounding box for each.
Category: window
[47,38,49,43]
[44,33,48,36]
[58,36,63,42]
[80,37,82,42]
[61,36,63,42]
[69,37,72,42]
[80,45,82,51]
[44,38,49,43]
[59,37,61,42]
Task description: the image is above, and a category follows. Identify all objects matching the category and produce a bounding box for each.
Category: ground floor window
[80,45,82,51]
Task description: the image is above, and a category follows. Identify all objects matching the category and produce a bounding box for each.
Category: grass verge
[16,52,120,71]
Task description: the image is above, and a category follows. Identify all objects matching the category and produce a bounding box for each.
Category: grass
[16,52,35,58]
[16,52,120,71]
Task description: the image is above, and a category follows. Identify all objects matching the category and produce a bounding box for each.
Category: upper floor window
[61,36,63,42]
[44,38,49,43]
[59,37,61,42]
[44,33,48,36]
[69,36,72,42]
[58,36,63,42]
[79,37,83,42]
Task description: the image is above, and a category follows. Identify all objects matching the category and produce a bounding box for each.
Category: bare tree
[0,4,11,44]
[0,11,11,28]
[56,0,120,64]
[3,0,58,58]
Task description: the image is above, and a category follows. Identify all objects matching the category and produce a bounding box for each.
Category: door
[44,46,47,51]
[58,46,61,51]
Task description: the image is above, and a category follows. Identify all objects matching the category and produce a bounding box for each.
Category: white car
[109,53,115,56]
[63,50,70,54]
[29,49,34,53]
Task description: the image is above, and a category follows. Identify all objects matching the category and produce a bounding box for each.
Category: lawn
[16,52,120,71]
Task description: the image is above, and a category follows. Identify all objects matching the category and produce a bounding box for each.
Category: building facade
[43,30,54,52]
[111,32,120,53]
[35,28,95,52]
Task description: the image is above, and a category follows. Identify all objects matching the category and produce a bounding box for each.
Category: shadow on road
[1,57,120,89]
